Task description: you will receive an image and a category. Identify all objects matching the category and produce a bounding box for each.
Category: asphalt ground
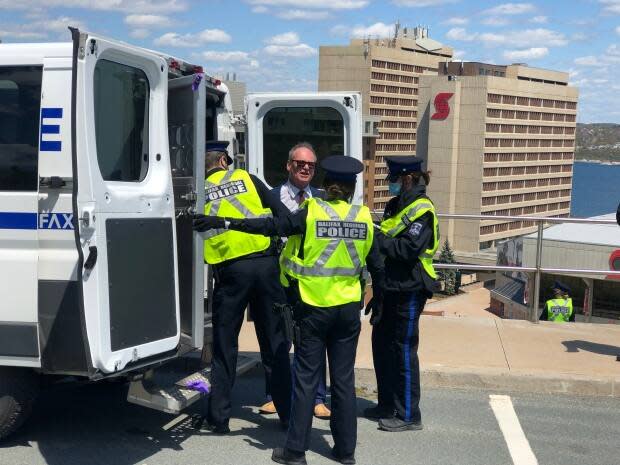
[1,369,618,465]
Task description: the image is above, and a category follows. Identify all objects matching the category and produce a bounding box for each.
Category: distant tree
[438,239,457,295]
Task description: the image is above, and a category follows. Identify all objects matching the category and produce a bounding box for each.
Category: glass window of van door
[93,59,149,182]
[0,66,42,191]
[262,107,344,187]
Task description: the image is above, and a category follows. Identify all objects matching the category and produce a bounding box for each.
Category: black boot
[206,422,230,434]
[363,405,394,420]
[331,446,356,464]
[378,417,423,432]
[271,447,307,465]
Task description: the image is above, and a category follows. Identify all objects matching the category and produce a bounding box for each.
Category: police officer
[196,141,292,433]
[540,281,574,322]
[364,156,439,433]
[194,155,384,465]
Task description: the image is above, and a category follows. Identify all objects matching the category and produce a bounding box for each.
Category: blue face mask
[388,182,401,195]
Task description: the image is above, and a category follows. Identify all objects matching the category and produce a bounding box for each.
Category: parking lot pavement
[1,369,619,465]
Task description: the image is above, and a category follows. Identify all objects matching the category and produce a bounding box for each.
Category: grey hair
[288,142,317,162]
[205,150,226,170]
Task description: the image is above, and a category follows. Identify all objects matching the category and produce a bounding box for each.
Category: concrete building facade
[417,63,578,254]
[318,26,453,212]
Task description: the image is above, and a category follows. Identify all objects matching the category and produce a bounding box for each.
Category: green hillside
[575,123,620,161]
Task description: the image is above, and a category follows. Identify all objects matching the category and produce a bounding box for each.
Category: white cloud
[574,55,605,67]
[443,17,468,25]
[0,29,46,39]
[615,26,620,35]
[125,14,169,28]
[530,15,547,23]
[503,47,548,61]
[0,0,187,13]
[453,49,466,59]
[600,0,620,15]
[446,27,568,48]
[483,3,536,15]
[264,43,317,57]
[203,51,252,63]
[265,31,299,45]
[276,9,330,20]
[482,17,510,26]
[154,29,231,47]
[332,22,395,38]
[252,5,269,13]
[392,0,455,5]
[130,29,151,39]
[0,15,86,40]
[245,0,368,9]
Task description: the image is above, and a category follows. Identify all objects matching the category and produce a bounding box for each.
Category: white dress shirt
[279,180,313,213]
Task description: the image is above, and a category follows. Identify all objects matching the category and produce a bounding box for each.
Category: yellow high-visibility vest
[545,298,573,323]
[203,169,272,265]
[380,197,439,279]
[280,198,374,307]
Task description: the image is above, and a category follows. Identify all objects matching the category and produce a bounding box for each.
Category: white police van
[0,28,362,439]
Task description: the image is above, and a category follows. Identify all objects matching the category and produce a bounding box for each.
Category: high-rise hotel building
[417,62,578,254]
[318,26,453,211]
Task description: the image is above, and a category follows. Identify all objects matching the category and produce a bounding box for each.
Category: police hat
[320,155,364,182]
[386,156,423,182]
[206,140,233,165]
[551,281,570,294]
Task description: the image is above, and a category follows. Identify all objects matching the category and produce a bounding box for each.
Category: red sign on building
[431,92,454,120]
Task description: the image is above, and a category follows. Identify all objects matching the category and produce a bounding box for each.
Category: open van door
[71,29,179,374]
[246,92,363,203]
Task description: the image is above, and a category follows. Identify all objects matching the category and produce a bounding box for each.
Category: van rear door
[245,92,362,202]
[71,29,179,374]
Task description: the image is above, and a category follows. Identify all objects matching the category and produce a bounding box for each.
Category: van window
[0,66,42,191]
[263,106,344,187]
[94,60,149,182]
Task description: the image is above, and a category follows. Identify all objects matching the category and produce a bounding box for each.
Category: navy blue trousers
[208,256,292,426]
[286,302,360,455]
[371,291,426,422]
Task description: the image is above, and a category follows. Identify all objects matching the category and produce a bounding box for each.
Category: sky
[1,1,619,123]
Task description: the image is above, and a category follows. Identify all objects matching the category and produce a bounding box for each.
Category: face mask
[388,182,401,195]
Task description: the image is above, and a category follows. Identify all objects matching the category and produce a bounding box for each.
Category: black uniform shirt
[227,203,385,289]
[206,168,289,263]
[378,185,436,295]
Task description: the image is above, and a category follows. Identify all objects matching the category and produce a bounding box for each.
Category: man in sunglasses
[257,142,332,420]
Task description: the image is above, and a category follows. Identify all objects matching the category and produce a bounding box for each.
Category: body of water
[570,162,620,218]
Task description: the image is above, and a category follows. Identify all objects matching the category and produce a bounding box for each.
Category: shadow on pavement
[0,369,378,465]
[562,340,620,357]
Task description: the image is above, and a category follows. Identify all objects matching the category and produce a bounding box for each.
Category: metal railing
[373,211,620,322]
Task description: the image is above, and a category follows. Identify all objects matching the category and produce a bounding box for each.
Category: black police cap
[206,140,233,165]
[386,155,423,182]
[551,281,570,294]
[320,155,364,182]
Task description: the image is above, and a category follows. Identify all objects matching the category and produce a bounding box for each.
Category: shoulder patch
[408,222,423,237]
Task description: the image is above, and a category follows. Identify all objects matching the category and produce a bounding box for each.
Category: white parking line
[489,395,538,465]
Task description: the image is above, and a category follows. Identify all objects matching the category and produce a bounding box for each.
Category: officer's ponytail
[410,170,431,186]
[324,176,355,202]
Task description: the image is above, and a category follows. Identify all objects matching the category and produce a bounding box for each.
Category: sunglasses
[291,160,316,170]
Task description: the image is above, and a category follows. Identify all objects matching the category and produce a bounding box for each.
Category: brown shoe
[259,400,277,415]
[314,403,331,419]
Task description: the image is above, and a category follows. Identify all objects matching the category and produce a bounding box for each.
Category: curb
[354,367,620,398]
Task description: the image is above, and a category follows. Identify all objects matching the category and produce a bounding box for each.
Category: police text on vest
[315,221,367,240]
[207,180,248,202]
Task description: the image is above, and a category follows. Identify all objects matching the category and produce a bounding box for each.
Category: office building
[318,25,453,211]
[417,62,578,254]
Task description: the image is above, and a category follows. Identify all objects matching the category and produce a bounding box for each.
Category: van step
[127,354,259,414]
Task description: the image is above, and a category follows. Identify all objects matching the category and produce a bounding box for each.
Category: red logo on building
[608,249,620,280]
[431,92,454,120]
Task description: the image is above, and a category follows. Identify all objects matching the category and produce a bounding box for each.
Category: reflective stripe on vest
[280,198,374,307]
[380,197,439,280]
[546,298,573,323]
[203,169,272,264]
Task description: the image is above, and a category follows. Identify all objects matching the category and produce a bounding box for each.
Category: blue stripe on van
[0,212,38,230]
[0,212,74,230]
